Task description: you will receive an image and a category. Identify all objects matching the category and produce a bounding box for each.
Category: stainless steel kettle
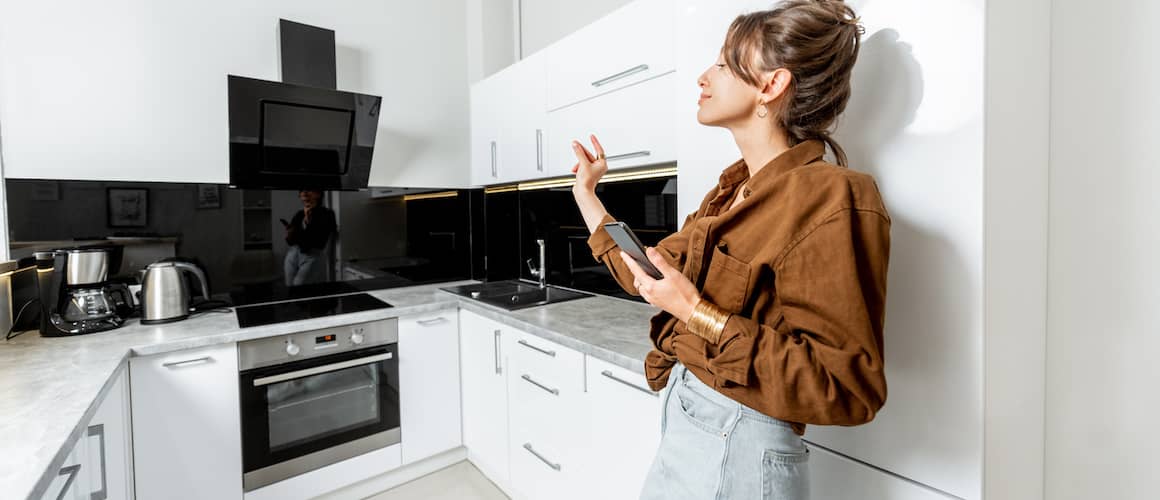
[140,259,210,324]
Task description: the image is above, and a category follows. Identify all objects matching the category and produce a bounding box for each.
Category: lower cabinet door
[131,343,242,500]
[86,365,133,500]
[459,310,511,487]
[584,356,663,500]
[399,308,462,464]
[42,433,90,500]
[809,443,956,500]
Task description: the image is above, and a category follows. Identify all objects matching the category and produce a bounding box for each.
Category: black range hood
[228,20,381,190]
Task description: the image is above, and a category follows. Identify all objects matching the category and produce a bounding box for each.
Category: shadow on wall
[814,27,982,481]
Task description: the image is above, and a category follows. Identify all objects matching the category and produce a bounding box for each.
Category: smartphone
[602,221,664,280]
[279,218,291,228]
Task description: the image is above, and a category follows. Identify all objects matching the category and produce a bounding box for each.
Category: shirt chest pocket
[700,243,753,314]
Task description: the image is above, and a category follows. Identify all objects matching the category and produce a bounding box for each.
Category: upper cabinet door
[544,0,675,111]
[548,72,676,177]
[470,53,547,186]
[496,52,548,184]
[470,77,503,186]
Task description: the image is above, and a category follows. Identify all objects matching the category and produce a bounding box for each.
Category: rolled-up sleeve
[707,208,891,426]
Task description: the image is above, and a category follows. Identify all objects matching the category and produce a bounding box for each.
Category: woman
[283,189,337,286]
[570,1,888,498]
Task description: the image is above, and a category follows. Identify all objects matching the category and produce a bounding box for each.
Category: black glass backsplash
[5,180,480,305]
[486,177,678,302]
[6,175,674,306]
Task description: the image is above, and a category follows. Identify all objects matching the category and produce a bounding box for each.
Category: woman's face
[299,190,320,210]
[696,51,761,128]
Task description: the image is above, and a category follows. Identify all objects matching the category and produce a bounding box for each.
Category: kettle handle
[172,262,211,301]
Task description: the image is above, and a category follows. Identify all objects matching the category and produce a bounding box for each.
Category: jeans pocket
[674,381,736,436]
[761,447,810,500]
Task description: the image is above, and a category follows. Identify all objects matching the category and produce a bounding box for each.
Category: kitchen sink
[440,280,593,311]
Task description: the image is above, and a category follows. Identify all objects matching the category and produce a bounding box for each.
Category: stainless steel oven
[238,319,400,491]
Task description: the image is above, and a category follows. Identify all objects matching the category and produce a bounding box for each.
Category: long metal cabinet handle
[605,151,651,162]
[591,64,650,87]
[494,329,502,374]
[521,374,559,396]
[536,129,544,172]
[55,464,81,500]
[162,356,212,369]
[253,352,393,386]
[88,424,107,500]
[417,317,448,326]
[517,339,556,357]
[601,370,658,397]
[523,443,562,471]
[490,141,497,177]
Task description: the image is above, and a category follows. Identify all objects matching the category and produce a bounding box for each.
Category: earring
[756,105,768,118]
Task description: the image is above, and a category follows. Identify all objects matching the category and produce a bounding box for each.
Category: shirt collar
[716,139,827,191]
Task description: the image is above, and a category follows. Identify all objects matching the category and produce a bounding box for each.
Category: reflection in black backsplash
[5,180,480,305]
[5,175,674,306]
[486,176,678,302]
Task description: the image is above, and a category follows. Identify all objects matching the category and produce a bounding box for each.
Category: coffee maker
[41,246,134,337]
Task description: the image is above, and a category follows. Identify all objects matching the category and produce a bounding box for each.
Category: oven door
[239,343,400,491]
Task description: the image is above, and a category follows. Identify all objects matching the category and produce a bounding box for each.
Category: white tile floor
[364,461,509,500]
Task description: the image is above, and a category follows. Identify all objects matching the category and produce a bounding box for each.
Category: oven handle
[252,352,394,387]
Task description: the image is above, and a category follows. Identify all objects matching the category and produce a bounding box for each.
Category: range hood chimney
[278,19,337,89]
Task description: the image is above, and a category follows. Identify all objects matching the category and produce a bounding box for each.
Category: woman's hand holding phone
[620,247,701,324]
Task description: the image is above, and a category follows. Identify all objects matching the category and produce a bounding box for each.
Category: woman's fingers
[571,141,592,167]
[590,134,605,160]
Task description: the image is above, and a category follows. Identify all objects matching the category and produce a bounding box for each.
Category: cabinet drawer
[548,72,676,176]
[508,331,585,393]
[544,0,674,111]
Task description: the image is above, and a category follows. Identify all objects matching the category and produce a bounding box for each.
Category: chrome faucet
[526,239,547,288]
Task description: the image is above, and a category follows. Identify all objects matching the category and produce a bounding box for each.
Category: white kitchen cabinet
[470,53,548,186]
[583,356,662,500]
[458,310,511,488]
[809,444,955,500]
[131,343,242,500]
[547,72,677,176]
[40,430,90,500]
[543,0,675,111]
[398,308,462,464]
[85,365,134,500]
[506,330,587,500]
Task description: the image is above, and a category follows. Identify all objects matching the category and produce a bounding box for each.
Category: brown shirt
[587,140,891,436]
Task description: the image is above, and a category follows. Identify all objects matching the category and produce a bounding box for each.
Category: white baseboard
[314,447,469,500]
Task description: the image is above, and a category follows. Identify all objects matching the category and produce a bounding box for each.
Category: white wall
[677,1,984,498]
[0,0,471,188]
[518,0,634,57]
[466,0,518,84]
[1047,1,1160,499]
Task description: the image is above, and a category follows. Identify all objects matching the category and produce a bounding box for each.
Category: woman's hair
[722,0,864,167]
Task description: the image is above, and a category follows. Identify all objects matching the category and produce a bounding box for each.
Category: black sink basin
[440,280,593,311]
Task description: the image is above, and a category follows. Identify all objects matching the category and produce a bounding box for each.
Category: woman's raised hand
[570,134,608,194]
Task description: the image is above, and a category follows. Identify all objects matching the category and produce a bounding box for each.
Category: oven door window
[240,344,400,474]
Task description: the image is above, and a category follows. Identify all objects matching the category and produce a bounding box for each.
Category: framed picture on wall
[107,188,148,227]
[196,184,222,209]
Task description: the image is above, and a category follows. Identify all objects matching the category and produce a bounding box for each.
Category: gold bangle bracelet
[686,298,731,344]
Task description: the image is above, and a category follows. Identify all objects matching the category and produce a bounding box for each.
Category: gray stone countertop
[0,279,658,500]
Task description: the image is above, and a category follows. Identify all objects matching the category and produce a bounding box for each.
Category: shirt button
[743,188,752,197]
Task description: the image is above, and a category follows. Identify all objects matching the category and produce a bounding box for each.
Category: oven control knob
[285,340,301,356]
[350,332,365,345]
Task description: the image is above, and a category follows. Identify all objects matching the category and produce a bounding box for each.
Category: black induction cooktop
[234,293,392,328]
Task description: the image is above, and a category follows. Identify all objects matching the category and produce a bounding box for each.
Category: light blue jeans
[640,362,810,500]
[284,246,326,286]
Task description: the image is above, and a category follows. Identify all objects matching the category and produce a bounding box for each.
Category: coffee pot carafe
[140,259,210,324]
[41,246,133,337]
